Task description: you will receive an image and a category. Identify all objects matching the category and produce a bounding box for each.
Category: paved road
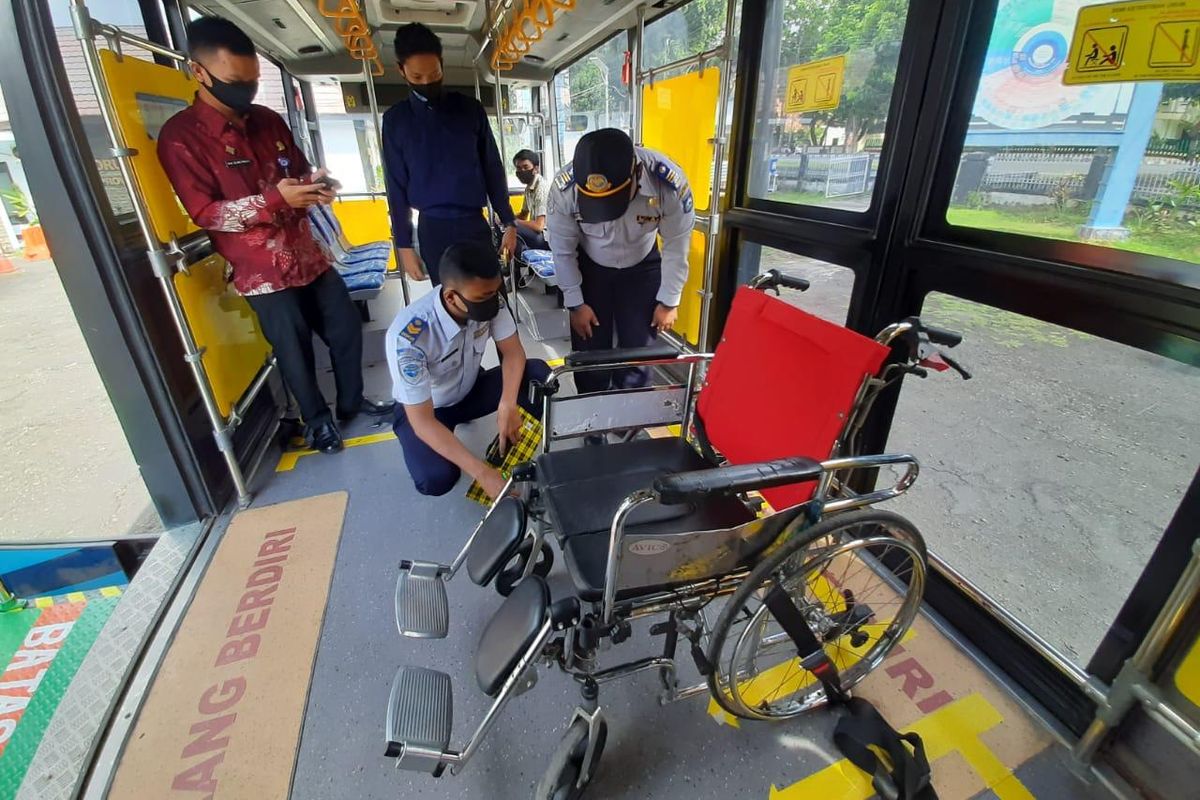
[0,259,159,541]
[761,250,1200,663]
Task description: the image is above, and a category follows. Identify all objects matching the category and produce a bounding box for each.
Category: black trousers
[393,360,552,496]
[245,269,363,428]
[516,225,548,251]
[417,213,492,285]
[570,247,662,395]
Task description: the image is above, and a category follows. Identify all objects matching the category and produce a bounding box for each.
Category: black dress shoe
[336,397,396,422]
[583,433,607,447]
[308,421,343,454]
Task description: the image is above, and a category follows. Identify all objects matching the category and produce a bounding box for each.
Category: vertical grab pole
[363,58,410,306]
[697,0,739,352]
[493,72,519,322]
[70,0,255,507]
[630,5,646,145]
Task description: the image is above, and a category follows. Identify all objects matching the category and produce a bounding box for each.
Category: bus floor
[243,282,1108,799]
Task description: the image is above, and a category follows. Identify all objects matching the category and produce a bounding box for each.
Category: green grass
[946,207,1200,264]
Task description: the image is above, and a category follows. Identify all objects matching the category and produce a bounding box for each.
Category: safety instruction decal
[784,54,846,114]
[1064,0,1200,84]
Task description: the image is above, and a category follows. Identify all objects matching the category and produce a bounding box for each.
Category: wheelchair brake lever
[940,351,973,381]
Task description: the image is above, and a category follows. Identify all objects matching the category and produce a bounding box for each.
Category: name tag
[225,158,253,168]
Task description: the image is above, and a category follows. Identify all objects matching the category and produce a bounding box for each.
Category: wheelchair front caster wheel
[495,540,554,596]
[536,717,607,800]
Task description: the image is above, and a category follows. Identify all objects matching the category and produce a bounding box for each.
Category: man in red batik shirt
[157,16,392,454]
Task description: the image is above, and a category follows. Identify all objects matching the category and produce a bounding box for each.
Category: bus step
[385,665,453,774]
[395,561,450,639]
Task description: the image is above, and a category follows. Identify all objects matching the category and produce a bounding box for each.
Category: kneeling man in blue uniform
[387,241,550,498]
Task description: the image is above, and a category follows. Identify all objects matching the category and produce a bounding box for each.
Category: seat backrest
[307,206,335,246]
[318,203,353,248]
[697,287,889,510]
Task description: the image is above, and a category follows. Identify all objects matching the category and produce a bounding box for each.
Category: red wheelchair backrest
[696,287,890,510]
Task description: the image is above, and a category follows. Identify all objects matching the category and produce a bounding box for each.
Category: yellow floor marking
[769,693,1034,800]
[34,597,53,609]
[66,591,86,603]
[100,586,123,598]
[708,626,915,728]
[276,431,396,472]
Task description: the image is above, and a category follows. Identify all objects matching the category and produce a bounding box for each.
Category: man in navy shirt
[383,23,517,285]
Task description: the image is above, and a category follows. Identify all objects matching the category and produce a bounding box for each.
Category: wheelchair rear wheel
[706,508,927,721]
[535,716,608,800]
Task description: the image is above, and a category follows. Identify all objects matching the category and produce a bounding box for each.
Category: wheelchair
[385,270,969,797]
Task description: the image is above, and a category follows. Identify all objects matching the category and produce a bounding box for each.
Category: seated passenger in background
[387,241,550,498]
[513,149,549,251]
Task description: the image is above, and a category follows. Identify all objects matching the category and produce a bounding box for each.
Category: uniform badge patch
[400,317,427,343]
[554,166,574,190]
[398,354,428,386]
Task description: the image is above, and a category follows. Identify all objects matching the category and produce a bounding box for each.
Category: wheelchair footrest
[386,665,453,773]
[395,561,450,639]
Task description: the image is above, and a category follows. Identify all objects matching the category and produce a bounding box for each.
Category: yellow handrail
[491,0,577,73]
[316,0,384,77]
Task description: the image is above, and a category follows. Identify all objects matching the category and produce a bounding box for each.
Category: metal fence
[958,150,1200,204]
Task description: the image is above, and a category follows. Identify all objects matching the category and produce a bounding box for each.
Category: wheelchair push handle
[749,269,811,295]
[916,321,963,348]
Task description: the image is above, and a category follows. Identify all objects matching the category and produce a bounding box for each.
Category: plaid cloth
[466,407,543,505]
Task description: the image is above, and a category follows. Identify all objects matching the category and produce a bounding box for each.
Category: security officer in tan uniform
[546,128,694,394]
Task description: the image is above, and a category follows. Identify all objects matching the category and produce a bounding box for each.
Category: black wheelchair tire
[495,539,554,597]
[705,507,926,721]
[535,717,608,800]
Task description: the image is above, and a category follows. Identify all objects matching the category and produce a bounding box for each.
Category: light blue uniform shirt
[386,290,517,408]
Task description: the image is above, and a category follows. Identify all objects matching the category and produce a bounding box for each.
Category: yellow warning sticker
[784,54,845,113]
[1065,0,1200,84]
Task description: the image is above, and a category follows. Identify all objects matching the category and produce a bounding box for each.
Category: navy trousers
[393,359,551,496]
[416,213,492,285]
[569,247,662,394]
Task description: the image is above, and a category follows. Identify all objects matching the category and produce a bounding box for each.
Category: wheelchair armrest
[564,343,680,368]
[653,457,824,505]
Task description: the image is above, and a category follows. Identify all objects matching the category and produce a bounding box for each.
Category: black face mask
[455,292,501,322]
[409,80,444,104]
[516,169,536,186]
[205,72,258,114]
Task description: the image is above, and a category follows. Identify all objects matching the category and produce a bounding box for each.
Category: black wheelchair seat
[475,575,549,696]
[537,438,717,539]
[537,438,756,601]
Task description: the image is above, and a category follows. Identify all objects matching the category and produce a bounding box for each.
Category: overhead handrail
[316,0,384,77]
[489,0,578,73]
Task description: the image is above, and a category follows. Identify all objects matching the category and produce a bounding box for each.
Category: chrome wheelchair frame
[386,272,968,797]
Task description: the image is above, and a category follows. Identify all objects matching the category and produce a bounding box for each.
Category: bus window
[887,293,1200,664]
[313,81,383,195]
[493,85,542,190]
[945,1,1200,267]
[746,0,911,212]
[642,0,729,72]
[553,34,631,164]
[737,242,855,325]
